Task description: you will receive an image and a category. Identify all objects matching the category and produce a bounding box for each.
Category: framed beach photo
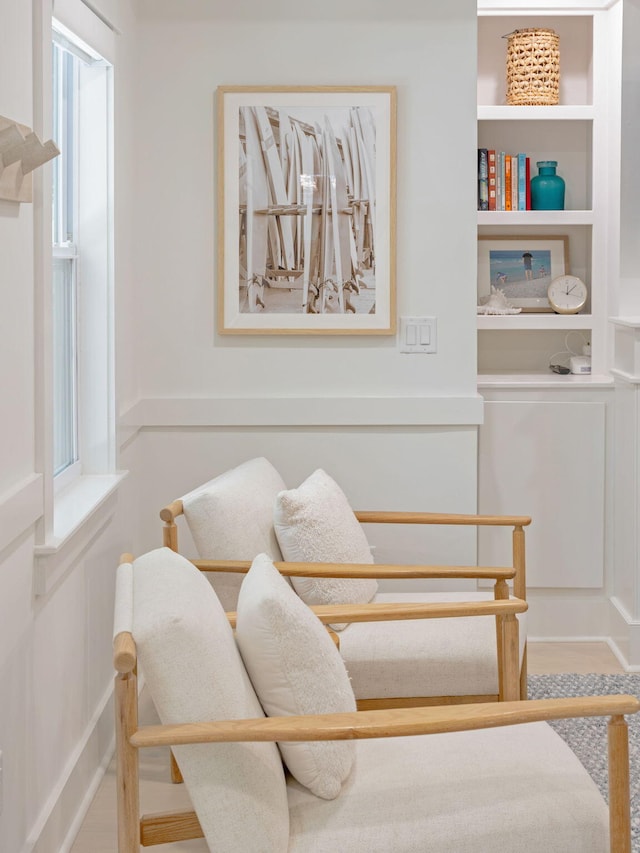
[216,86,396,334]
[478,235,569,312]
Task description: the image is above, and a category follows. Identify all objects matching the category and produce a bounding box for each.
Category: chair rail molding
[120,395,485,429]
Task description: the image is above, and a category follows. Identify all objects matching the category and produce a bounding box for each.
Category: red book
[488,150,496,211]
[505,155,512,211]
[526,157,531,210]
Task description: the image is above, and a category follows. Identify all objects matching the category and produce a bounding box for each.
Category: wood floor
[70,641,625,853]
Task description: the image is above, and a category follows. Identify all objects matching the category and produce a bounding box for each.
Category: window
[51,24,114,497]
[52,39,79,481]
[35,6,122,588]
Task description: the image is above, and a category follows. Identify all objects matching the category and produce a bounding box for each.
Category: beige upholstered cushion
[339,591,527,699]
[131,547,289,853]
[287,723,608,852]
[236,553,356,799]
[274,468,377,628]
[182,457,287,610]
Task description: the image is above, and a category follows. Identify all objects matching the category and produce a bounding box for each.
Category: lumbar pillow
[273,468,378,627]
[235,553,357,799]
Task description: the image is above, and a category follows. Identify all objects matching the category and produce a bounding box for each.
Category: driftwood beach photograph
[218,88,395,334]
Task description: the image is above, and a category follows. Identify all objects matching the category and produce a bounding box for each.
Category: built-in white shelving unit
[477,1,622,384]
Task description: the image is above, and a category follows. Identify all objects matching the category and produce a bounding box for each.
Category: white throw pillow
[182,457,287,611]
[132,548,289,853]
[273,468,378,628]
[235,553,357,800]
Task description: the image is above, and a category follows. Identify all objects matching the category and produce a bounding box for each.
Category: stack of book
[478,149,531,211]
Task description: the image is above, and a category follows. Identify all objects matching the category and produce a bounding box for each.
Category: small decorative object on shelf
[477,286,522,315]
[530,161,565,210]
[505,28,560,106]
[547,274,587,314]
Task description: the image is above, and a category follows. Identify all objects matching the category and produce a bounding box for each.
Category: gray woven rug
[528,673,640,851]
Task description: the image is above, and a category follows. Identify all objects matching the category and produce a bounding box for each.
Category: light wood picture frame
[216,86,396,334]
[478,235,569,312]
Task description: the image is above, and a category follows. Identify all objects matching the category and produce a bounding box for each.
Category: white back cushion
[236,553,357,800]
[182,457,287,610]
[132,547,289,853]
[273,468,378,628]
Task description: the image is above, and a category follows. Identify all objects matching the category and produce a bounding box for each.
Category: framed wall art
[478,235,569,312]
[216,86,396,334]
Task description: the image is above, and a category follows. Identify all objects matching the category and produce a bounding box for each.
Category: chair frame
[114,555,636,853]
[160,500,532,704]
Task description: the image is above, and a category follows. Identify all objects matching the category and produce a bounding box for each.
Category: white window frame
[33,3,123,577]
[51,42,80,485]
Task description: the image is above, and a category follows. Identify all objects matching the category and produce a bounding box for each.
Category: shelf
[478,105,595,121]
[609,317,640,329]
[478,372,613,390]
[478,210,593,226]
[476,3,617,388]
[478,313,593,331]
[478,1,612,13]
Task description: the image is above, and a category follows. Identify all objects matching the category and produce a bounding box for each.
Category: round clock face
[547,275,588,314]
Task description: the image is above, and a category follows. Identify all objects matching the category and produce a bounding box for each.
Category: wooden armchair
[114,548,638,853]
[160,457,531,708]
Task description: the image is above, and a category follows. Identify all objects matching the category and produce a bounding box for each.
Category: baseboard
[22,681,115,853]
[605,636,640,673]
[607,596,640,670]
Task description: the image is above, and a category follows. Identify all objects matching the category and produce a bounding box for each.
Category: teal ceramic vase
[530,160,565,210]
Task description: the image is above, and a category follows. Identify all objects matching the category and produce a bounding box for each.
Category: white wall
[0,2,138,852]
[0,3,36,495]
[133,0,479,400]
[129,0,482,589]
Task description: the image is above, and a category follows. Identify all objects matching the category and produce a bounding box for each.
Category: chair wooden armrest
[128,695,639,748]
[225,597,528,629]
[354,510,531,527]
[354,510,529,603]
[192,558,517,582]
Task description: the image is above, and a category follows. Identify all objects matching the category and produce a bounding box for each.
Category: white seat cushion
[274,468,378,628]
[338,592,527,699]
[132,547,289,853]
[236,554,356,799]
[182,456,287,610]
[287,722,608,852]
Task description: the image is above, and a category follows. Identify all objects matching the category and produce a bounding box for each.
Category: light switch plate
[399,316,437,353]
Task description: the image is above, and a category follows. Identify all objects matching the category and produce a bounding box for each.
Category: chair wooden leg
[512,525,528,699]
[520,644,528,699]
[162,520,178,551]
[608,714,632,853]
[512,524,526,601]
[494,579,509,700]
[501,613,520,701]
[170,751,183,784]
[116,672,140,853]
